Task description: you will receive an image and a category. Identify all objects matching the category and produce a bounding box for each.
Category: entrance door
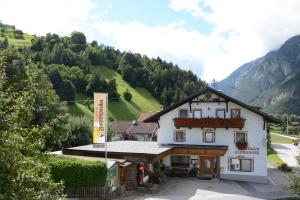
[199,156,215,176]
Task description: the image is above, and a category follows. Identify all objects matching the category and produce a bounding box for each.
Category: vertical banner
[93,93,108,144]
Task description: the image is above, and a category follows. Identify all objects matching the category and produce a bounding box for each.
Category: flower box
[173,118,245,129]
[235,142,248,150]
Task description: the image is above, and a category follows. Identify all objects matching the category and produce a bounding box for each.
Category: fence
[64,186,118,198]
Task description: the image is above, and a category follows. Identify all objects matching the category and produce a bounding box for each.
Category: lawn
[268,151,285,167]
[270,133,293,144]
[0,27,33,47]
[69,66,161,121]
[92,66,161,120]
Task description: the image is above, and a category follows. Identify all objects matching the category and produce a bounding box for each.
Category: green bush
[123,89,132,101]
[277,163,292,172]
[48,156,107,188]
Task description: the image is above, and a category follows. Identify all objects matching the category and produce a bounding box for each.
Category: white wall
[157,92,267,178]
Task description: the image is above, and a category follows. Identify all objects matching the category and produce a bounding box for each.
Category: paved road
[119,168,291,200]
[272,143,299,167]
[271,132,298,140]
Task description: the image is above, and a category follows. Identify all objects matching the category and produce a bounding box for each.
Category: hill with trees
[0,23,206,147]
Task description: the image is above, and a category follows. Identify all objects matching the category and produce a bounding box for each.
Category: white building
[144,87,280,183]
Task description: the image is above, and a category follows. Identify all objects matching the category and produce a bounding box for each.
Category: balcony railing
[173,117,245,129]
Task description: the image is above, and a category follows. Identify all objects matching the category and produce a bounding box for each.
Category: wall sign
[235,147,259,155]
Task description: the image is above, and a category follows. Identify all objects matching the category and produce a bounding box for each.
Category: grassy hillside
[70,66,161,121]
[0,26,32,47]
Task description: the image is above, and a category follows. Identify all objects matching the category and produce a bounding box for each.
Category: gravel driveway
[119,169,291,200]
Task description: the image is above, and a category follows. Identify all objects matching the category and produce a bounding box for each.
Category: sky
[1,0,300,81]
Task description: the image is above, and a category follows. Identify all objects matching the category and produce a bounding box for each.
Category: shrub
[188,167,198,177]
[277,163,292,172]
[64,116,92,147]
[123,89,132,101]
[48,156,107,188]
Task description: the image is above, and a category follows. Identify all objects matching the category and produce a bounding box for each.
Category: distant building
[111,113,157,141]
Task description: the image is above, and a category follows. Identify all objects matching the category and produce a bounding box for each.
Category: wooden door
[199,156,215,176]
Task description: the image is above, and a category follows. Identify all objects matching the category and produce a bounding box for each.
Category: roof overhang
[144,87,281,124]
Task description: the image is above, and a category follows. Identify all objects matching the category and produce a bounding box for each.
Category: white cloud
[0,0,95,36]
[169,0,300,81]
[1,0,300,82]
[93,20,218,76]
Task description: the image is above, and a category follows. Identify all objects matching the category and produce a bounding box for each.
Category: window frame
[193,109,202,118]
[216,108,226,119]
[179,109,189,118]
[171,155,190,168]
[174,129,186,142]
[229,157,253,172]
[203,130,215,143]
[231,109,241,118]
[234,131,247,144]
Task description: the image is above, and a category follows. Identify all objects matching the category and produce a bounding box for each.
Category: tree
[0,37,8,49]
[70,31,86,53]
[64,116,92,147]
[86,72,107,96]
[0,49,65,199]
[123,89,132,101]
[13,29,24,39]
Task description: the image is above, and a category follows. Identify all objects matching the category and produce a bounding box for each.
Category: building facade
[144,87,279,183]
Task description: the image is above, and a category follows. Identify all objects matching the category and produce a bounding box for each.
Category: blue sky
[1,0,300,81]
[92,0,213,35]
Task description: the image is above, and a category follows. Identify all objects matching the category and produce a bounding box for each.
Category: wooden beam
[263,118,266,130]
[189,101,192,112]
[226,100,229,112]
[191,100,227,103]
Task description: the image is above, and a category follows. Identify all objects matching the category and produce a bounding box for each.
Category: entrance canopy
[62,141,228,163]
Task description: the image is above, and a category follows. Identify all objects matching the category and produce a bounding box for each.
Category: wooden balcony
[173,117,245,129]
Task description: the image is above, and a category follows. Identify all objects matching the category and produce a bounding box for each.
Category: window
[204,131,215,143]
[235,131,247,144]
[231,109,241,118]
[174,129,186,142]
[216,109,225,119]
[229,158,253,172]
[171,156,190,167]
[179,109,188,118]
[193,109,202,118]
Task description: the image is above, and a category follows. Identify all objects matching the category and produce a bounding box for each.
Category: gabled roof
[143,87,280,124]
[138,112,157,121]
[112,120,157,134]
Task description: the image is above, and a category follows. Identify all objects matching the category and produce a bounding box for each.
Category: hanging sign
[93,93,108,144]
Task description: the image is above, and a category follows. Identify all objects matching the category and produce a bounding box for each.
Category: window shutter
[173,130,176,142]
[183,130,186,142]
[202,132,205,142]
[245,132,248,143]
[234,132,236,143]
[228,158,230,170]
[213,132,216,143]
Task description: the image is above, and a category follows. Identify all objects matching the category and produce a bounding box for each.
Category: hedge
[47,156,107,188]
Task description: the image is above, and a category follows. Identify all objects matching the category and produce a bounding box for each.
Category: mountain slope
[70,66,161,120]
[218,35,300,114]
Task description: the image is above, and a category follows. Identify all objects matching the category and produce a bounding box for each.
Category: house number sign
[235,147,259,155]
